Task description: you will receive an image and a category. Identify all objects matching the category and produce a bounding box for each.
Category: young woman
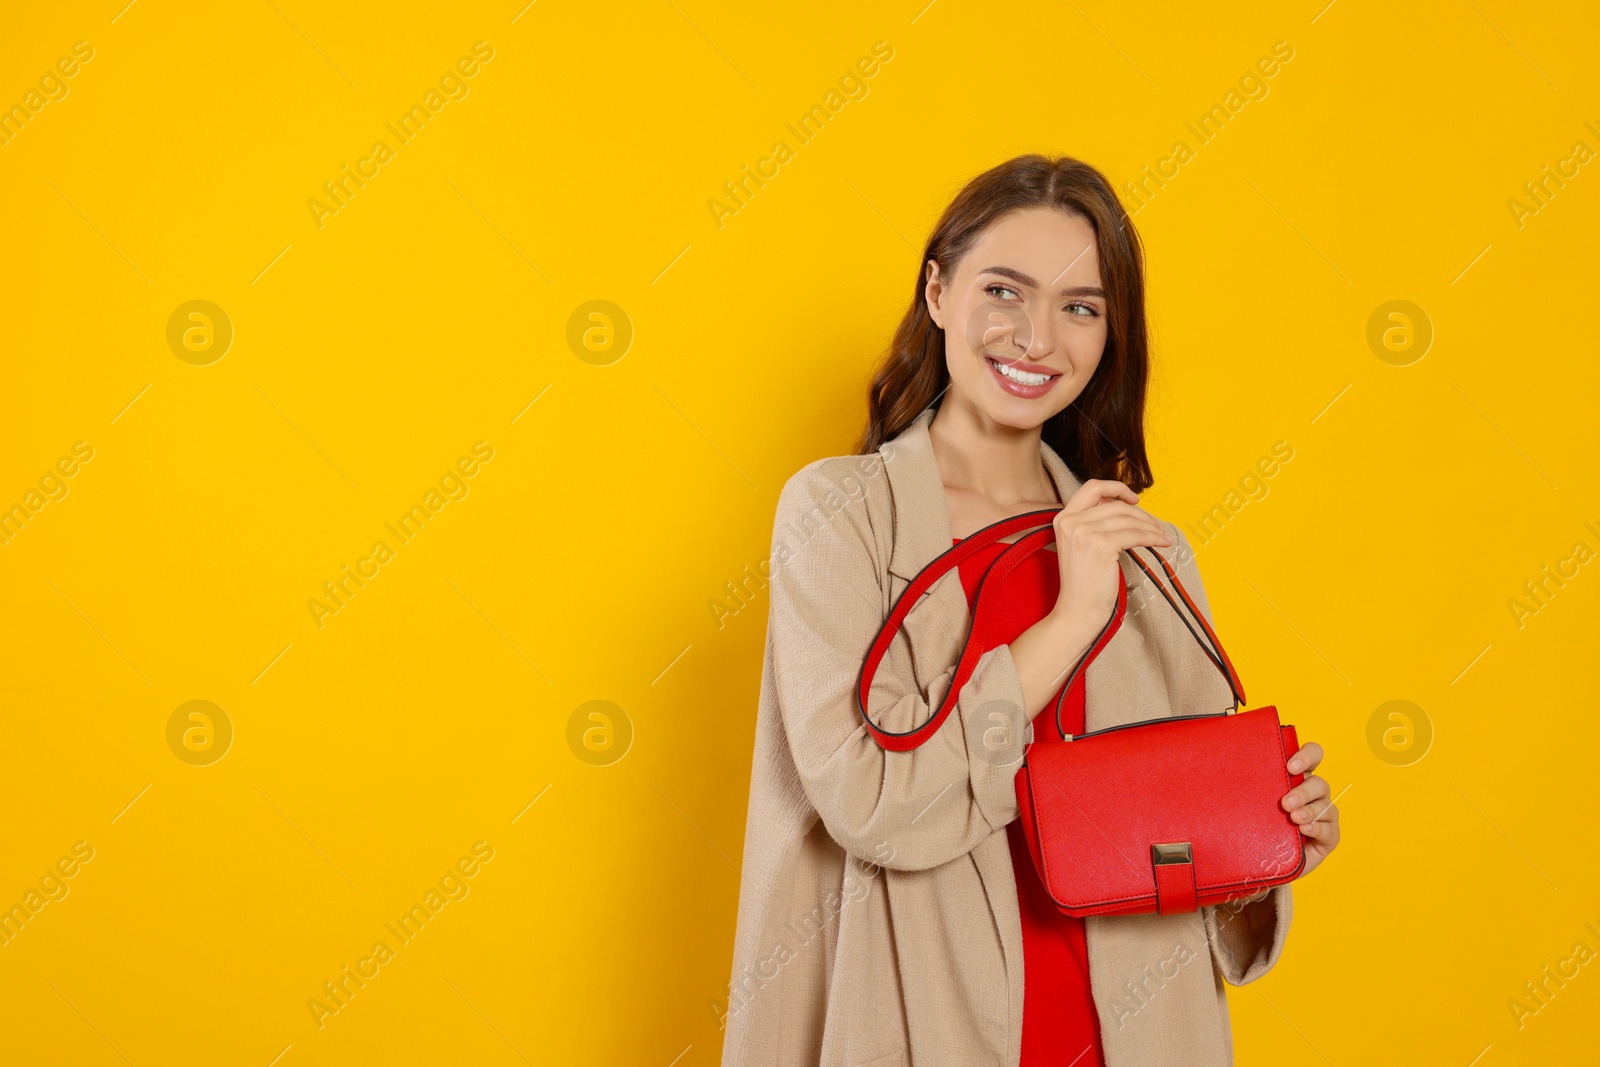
[721,155,1340,1067]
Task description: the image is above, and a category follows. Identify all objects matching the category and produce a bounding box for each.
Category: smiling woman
[722,154,1340,1067]
[859,158,1152,499]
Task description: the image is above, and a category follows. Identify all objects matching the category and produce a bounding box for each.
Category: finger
[1062,519,1175,556]
[1295,795,1340,830]
[1300,810,1340,844]
[1065,479,1137,511]
[1064,501,1166,528]
[1060,506,1171,544]
[1062,498,1151,518]
[1287,741,1324,775]
[1282,774,1330,814]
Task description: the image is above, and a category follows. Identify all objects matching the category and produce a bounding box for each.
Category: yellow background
[2,1,1596,1064]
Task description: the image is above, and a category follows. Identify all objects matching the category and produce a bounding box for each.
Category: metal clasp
[1151,842,1193,866]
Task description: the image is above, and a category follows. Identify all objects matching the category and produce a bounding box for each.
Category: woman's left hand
[1282,741,1340,877]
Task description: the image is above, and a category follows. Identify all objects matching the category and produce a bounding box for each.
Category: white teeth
[991,360,1052,386]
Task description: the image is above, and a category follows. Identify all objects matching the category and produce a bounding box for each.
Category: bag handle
[855,508,1247,751]
[1051,538,1247,741]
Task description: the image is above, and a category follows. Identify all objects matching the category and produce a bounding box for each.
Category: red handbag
[856,508,1306,917]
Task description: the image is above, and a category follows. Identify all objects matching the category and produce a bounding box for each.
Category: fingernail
[1288,759,1302,772]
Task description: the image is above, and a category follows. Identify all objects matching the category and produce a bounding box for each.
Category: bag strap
[1052,543,1247,740]
[855,508,1247,751]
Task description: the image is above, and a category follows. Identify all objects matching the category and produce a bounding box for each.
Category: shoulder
[774,449,894,523]
[770,450,894,578]
[1156,518,1199,572]
[1147,516,1216,618]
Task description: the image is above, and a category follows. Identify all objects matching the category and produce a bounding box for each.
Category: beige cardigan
[720,406,1293,1067]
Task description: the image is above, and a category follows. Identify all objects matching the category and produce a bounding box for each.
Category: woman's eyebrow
[980,265,1038,287]
[979,265,1104,297]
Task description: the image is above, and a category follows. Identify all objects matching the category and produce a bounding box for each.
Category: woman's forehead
[963,210,1102,285]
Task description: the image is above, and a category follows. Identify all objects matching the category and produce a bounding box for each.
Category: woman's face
[924,206,1109,431]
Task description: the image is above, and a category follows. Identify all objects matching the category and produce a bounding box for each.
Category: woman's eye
[1065,301,1100,317]
[984,284,1020,301]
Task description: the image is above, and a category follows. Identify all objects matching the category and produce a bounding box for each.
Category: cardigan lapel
[883,406,956,584]
[878,405,1090,729]
[882,405,1083,583]
[879,405,1094,1065]
[878,404,1245,1064]
[878,407,967,675]
[880,404,1225,731]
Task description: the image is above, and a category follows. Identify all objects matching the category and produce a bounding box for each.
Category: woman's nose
[1022,308,1058,358]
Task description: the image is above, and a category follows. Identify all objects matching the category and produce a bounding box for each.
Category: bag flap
[1021,706,1303,912]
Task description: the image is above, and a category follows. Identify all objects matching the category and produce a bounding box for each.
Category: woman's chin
[975,400,1059,434]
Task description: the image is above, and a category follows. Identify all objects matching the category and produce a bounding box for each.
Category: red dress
[954,536,1107,1067]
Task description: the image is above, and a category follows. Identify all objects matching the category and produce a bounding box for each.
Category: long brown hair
[854,154,1154,492]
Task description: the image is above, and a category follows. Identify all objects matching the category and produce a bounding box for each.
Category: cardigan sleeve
[1163,521,1296,983]
[1204,884,1294,984]
[765,461,1028,873]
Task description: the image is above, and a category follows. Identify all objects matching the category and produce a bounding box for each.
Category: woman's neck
[927,399,1056,507]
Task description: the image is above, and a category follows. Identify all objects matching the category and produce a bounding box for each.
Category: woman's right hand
[1048,479,1174,633]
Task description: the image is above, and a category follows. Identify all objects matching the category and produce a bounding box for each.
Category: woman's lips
[985,356,1061,399]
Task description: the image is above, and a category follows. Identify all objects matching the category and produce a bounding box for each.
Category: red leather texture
[1282,724,1305,788]
[857,509,1249,749]
[857,512,1083,750]
[1015,706,1305,917]
[1153,857,1198,915]
[857,508,1305,917]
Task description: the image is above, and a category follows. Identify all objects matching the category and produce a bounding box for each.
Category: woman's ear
[923,259,946,330]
